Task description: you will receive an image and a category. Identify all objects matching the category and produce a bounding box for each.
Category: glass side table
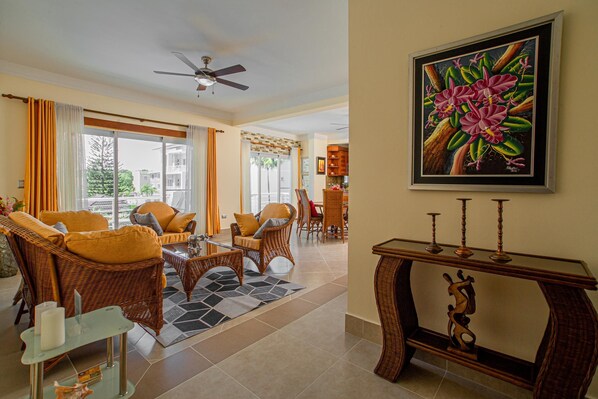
[20,306,135,399]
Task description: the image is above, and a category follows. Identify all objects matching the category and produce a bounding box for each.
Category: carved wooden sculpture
[443,270,477,359]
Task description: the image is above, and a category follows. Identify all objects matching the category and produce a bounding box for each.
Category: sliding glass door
[83,128,188,228]
[250,153,291,213]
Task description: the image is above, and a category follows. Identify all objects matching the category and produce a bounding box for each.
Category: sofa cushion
[253,218,289,239]
[234,213,260,236]
[9,212,65,247]
[166,212,196,233]
[259,203,291,225]
[158,232,191,245]
[233,235,262,251]
[65,225,162,264]
[134,212,163,236]
[137,202,175,231]
[39,210,108,232]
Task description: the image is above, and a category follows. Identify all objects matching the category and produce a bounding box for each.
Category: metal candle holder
[425,213,443,254]
[489,199,512,263]
[454,198,473,258]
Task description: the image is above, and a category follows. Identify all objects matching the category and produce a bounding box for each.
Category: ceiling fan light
[194,75,216,87]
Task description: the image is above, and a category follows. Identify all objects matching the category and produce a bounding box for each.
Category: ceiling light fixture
[194,74,216,87]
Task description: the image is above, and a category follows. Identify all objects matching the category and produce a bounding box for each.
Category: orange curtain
[25,98,57,218]
[206,128,221,235]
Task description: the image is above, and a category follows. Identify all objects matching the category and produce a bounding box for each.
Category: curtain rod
[1,93,224,133]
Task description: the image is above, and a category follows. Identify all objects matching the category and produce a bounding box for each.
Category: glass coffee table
[162,241,244,301]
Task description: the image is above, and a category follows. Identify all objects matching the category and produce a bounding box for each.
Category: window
[83,128,189,228]
[249,153,291,213]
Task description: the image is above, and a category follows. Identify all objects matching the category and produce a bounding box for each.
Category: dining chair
[295,188,304,235]
[297,189,322,239]
[322,189,347,242]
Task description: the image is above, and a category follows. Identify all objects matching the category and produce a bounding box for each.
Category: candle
[40,307,65,351]
[34,301,57,335]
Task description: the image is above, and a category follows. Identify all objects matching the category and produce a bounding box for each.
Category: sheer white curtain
[186,125,208,234]
[290,146,300,211]
[240,140,251,213]
[56,103,86,210]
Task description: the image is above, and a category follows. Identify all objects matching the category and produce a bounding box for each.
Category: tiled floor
[0,231,529,398]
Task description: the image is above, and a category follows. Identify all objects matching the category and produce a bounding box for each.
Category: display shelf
[326,145,349,176]
[22,362,135,399]
[20,306,134,399]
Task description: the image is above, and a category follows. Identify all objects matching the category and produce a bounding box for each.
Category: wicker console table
[372,239,598,399]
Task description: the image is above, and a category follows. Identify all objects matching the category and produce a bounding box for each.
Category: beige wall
[348,0,598,395]
[0,73,241,228]
[308,133,329,202]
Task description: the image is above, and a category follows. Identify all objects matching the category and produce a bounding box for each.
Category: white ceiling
[0,0,348,134]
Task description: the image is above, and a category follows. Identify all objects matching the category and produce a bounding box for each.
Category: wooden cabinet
[327,145,349,176]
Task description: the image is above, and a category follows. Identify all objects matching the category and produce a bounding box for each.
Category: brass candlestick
[489,199,512,263]
[426,213,443,254]
[454,198,473,258]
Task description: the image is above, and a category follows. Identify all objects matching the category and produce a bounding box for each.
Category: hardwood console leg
[534,283,598,399]
[374,256,417,381]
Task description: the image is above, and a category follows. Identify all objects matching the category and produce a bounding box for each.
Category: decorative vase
[0,234,18,278]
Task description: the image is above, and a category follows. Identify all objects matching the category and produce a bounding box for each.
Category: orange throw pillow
[165,212,196,233]
[234,213,260,236]
[8,211,65,247]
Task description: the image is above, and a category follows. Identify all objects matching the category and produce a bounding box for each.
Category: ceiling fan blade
[215,77,249,91]
[197,84,207,91]
[336,126,349,130]
[330,123,348,126]
[172,52,200,73]
[154,70,196,77]
[210,64,246,77]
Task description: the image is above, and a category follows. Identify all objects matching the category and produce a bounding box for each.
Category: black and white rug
[144,265,304,347]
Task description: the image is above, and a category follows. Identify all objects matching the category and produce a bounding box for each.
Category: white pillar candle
[40,307,65,351]
[34,301,57,335]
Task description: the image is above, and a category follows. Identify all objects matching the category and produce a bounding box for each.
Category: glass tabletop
[163,240,236,260]
[375,239,592,279]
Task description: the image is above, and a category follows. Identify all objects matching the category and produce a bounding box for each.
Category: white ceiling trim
[0,59,233,123]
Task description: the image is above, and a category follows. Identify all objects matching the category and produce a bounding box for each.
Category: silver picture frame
[408,12,563,193]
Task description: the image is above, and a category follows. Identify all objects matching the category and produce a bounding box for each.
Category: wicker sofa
[0,212,164,335]
[231,203,296,274]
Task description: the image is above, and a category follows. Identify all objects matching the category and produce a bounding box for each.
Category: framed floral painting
[409,12,562,192]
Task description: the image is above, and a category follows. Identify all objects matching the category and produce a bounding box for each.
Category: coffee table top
[163,240,238,261]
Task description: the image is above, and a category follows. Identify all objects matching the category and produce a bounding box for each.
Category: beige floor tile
[281,306,360,357]
[320,292,347,313]
[394,358,445,399]
[446,362,532,399]
[218,330,337,399]
[342,339,382,371]
[193,318,275,364]
[291,260,332,273]
[256,298,319,329]
[299,282,347,305]
[158,366,259,399]
[134,348,212,399]
[326,260,348,272]
[331,274,348,286]
[280,271,337,288]
[435,372,517,399]
[296,359,421,399]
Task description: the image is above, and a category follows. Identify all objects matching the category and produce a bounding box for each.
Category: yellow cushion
[158,232,191,245]
[162,273,167,288]
[165,212,196,233]
[39,210,109,232]
[259,204,291,225]
[233,235,262,251]
[65,225,162,264]
[137,202,175,231]
[234,213,260,236]
[9,212,65,247]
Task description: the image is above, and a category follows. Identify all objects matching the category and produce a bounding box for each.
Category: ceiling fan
[154,52,248,92]
[331,123,349,131]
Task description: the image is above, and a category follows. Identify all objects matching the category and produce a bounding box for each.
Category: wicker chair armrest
[260,221,293,243]
[230,223,242,240]
[185,219,197,234]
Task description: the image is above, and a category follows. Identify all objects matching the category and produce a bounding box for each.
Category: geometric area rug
[142,264,305,347]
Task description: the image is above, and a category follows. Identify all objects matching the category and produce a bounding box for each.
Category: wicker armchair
[129,202,197,233]
[0,216,164,335]
[230,203,296,274]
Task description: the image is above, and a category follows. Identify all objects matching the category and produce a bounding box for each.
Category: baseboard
[344,314,534,399]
